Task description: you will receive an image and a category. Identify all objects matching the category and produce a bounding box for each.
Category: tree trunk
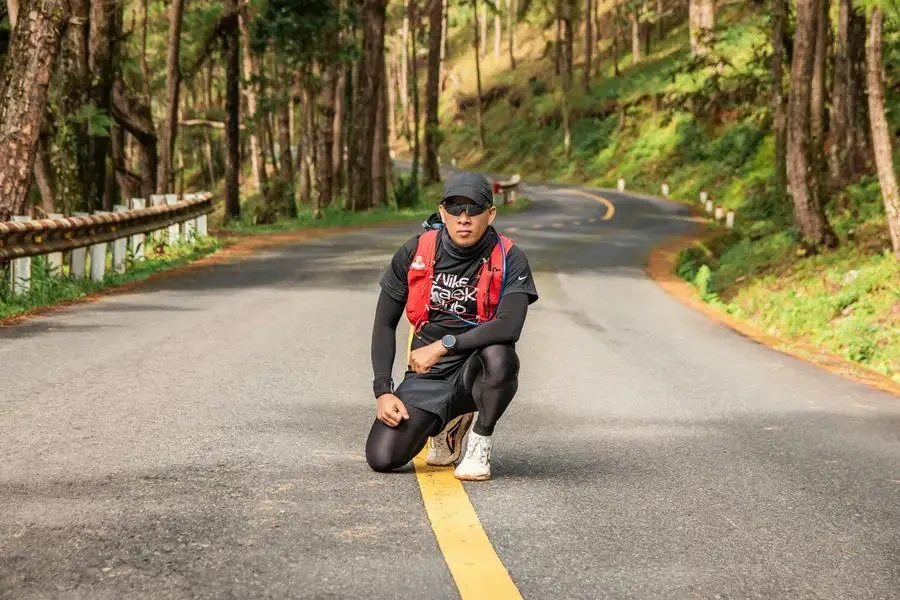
[508,0,517,70]
[88,0,119,210]
[224,2,241,221]
[613,0,621,76]
[424,0,443,184]
[156,0,185,194]
[0,0,69,223]
[333,66,347,194]
[472,0,486,149]
[560,0,572,157]
[630,10,640,63]
[401,6,410,137]
[33,129,56,213]
[347,0,388,211]
[829,0,852,187]
[372,56,387,207]
[848,7,872,176]
[786,0,837,249]
[387,56,398,141]
[865,7,900,257]
[409,0,421,189]
[583,0,592,90]
[657,0,663,41]
[7,0,19,28]
[494,6,501,57]
[240,7,268,196]
[277,68,296,217]
[554,0,561,75]
[317,60,338,211]
[111,81,157,200]
[689,0,714,57]
[442,0,449,62]
[810,4,828,156]
[480,2,487,57]
[771,0,788,200]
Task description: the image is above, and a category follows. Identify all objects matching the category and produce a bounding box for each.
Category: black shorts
[392,351,483,428]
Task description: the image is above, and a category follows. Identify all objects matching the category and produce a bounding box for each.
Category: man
[365,171,538,481]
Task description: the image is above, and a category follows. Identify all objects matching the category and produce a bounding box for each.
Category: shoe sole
[425,413,474,466]
[454,472,491,481]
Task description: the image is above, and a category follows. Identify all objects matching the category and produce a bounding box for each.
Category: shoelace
[465,436,491,464]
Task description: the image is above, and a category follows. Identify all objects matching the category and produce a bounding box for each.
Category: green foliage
[394,175,420,209]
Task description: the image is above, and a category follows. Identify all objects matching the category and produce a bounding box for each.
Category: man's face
[439,197,496,247]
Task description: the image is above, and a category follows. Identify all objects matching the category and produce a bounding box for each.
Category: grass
[0,235,222,321]
[414,2,900,382]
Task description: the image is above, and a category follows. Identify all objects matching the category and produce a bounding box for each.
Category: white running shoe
[425,412,475,466]
[454,431,492,481]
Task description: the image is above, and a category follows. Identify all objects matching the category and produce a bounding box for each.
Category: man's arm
[371,290,406,398]
[452,292,529,353]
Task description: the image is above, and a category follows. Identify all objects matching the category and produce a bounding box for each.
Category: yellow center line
[406,326,523,599]
[560,189,616,220]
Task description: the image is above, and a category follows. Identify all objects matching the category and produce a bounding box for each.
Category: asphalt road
[1,175,898,599]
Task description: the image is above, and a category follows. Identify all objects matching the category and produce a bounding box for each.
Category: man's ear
[487,206,497,225]
[438,205,447,223]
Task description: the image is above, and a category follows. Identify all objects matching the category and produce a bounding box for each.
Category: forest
[0,1,897,249]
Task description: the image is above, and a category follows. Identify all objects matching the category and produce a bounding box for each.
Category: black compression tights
[366,344,519,472]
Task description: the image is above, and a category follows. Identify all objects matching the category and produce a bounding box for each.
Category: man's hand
[408,341,448,374]
[376,393,410,427]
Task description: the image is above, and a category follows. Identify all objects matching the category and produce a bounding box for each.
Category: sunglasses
[441,202,490,217]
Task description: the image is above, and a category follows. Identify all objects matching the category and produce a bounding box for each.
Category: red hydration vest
[406,229,515,331]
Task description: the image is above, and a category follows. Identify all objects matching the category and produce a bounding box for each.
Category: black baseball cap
[440,172,494,207]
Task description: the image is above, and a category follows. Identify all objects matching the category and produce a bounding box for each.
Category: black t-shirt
[380,226,539,345]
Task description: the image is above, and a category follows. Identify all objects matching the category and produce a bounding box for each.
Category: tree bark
[0,0,69,223]
[786,0,837,249]
[223,1,241,221]
[372,55,387,207]
[88,0,119,210]
[494,5,501,57]
[401,5,410,137]
[810,4,828,156]
[240,6,268,196]
[409,0,421,189]
[583,0,592,90]
[317,59,338,211]
[560,0,572,157]
[333,66,347,194]
[472,0,486,149]
[33,128,55,213]
[156,0,185,194]
[630,9,640,63]
[848,7,872,175]
[613,0,621,76]
[865,7,900,257]
[771,0,788,200]
[277,67,296,217]
[508,0,517,70]
[7,0,19,28]
[689,0,714,57]
[423,0,443,184]
[480,2,487,57]
[347,0,387,211]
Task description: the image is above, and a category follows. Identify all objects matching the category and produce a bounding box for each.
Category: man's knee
[365,427,410,472]
[479,344,519,384]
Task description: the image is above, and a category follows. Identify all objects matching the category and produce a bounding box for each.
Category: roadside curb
[644,223,900,399]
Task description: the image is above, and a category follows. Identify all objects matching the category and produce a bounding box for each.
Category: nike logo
[518,276,527,281]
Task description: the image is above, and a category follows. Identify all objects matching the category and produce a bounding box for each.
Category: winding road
[1,173,898,599]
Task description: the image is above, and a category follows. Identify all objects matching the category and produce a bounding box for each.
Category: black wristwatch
[441,334,457,353]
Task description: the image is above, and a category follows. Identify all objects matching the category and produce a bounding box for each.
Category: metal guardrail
[493,174,521,205]
[1,192,215,295]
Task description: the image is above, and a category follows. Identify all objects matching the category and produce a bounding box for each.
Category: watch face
[442,335,456,348]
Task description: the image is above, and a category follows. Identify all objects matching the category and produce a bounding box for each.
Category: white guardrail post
[11,216,31,294]
[47,213,64,277]
[165,194,180,245]
[90,211,109,282]
[129,197,146,261]
[113,205,128,274]
[71,212,89,279]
